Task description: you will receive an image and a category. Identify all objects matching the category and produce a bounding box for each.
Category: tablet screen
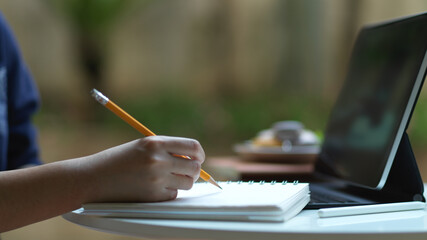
[319,13,427,189]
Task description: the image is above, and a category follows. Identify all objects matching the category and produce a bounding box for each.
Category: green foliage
[408,95,427,149]
[35,88,427,155]
[46,0,130,35]
[94,90,331,154]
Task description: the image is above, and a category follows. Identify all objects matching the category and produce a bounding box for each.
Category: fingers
[146,174,194,201]
[138,135,204,178]
[170,155,202,178]
[108,136,205,202]
[143,174,194,202]
[146,136,205,163]
[167,174,195,191]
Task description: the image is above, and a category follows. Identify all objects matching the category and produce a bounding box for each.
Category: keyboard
[305,184,374,209]
[310,192,358,204]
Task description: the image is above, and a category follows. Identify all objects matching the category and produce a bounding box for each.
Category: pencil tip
[209,178,222,190]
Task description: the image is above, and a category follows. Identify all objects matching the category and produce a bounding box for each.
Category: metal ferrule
[91,89,109,105]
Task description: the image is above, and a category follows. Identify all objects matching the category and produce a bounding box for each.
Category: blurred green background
[2,0,427,239]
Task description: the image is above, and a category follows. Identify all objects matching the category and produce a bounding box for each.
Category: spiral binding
[201,180,300,185]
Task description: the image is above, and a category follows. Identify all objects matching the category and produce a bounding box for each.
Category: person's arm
[0,135,205,232]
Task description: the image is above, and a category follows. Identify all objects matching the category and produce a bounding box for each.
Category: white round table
[63,207,427,240]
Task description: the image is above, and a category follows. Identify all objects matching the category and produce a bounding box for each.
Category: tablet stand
[343,132,425,203]
[379,132,425,202]
[312,132,425,206]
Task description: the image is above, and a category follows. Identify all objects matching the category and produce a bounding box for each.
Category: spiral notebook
[82,181,310,222]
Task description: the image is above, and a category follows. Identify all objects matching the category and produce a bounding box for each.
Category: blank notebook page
[167,181,308,208]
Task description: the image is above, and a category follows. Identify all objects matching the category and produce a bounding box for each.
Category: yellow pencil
[91,89,222,189]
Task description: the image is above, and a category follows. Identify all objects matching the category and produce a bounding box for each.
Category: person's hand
[79,136,205,203]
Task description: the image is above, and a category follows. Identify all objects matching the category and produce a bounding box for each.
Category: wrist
[58,156,100,205]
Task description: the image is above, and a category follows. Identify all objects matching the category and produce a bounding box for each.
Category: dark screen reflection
[319,14,427,187]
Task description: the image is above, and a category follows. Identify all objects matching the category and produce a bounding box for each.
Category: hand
[0,136,205,231]
[80,136,205,203]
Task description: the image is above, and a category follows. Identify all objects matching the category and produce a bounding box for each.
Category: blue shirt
[0,13,41,170]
